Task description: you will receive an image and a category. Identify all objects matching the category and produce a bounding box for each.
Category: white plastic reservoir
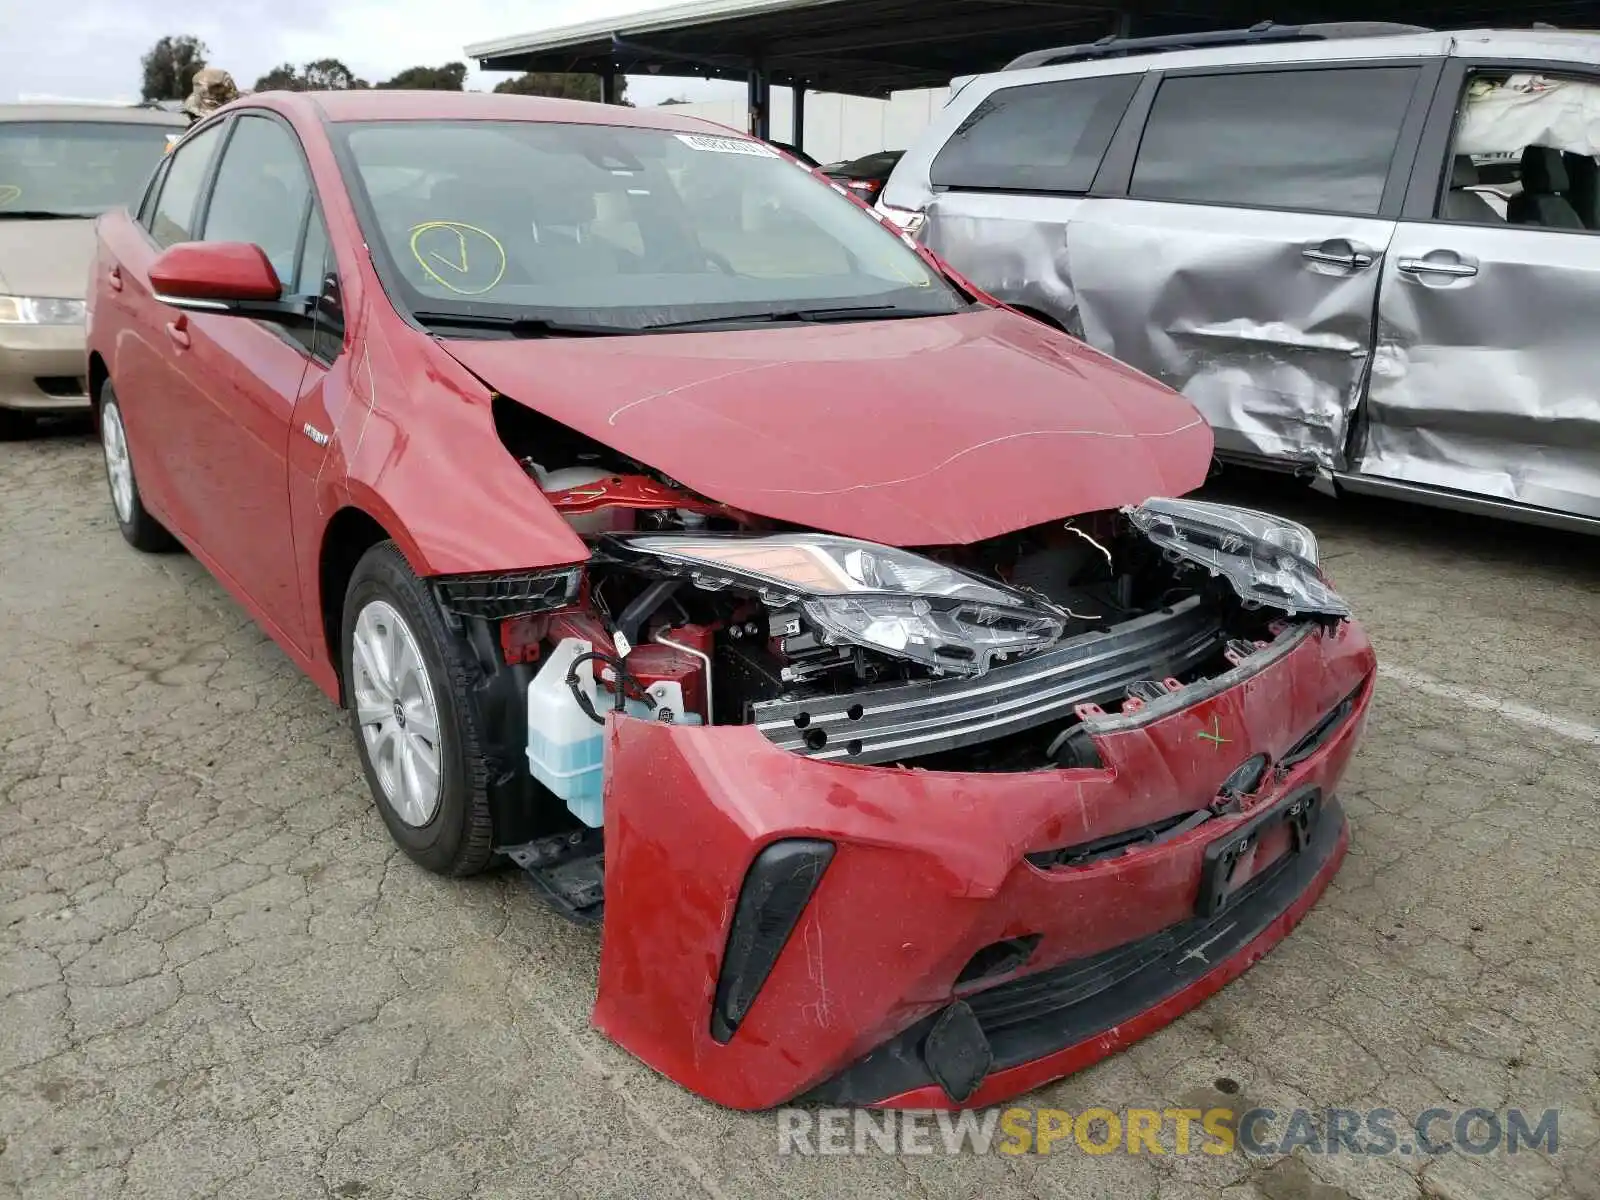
[526,638,701,828]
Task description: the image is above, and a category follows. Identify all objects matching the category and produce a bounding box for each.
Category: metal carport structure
[465,0,1599,144]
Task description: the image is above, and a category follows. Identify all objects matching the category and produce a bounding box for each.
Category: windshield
[334,120,966,332]
[0,122,175,217]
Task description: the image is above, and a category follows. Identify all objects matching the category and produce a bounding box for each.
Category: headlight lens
[609,533,1064,675]
[0,296,86,325]
[1124,497,1349,618]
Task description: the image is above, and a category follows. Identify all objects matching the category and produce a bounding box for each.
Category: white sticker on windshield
[675,133,780,157]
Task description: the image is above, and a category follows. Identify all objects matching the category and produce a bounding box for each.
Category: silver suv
[881,23,1600,534]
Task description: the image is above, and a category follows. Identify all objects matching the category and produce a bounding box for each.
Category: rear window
[930,75,1141,194]
[1130,66,1421,216]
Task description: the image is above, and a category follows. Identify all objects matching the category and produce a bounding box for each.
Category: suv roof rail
[1002,20,1433,72]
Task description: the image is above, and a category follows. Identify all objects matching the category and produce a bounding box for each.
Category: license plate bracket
[1195,788,1320,917]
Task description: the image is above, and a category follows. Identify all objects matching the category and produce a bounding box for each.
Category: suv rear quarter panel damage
[592,619,1374,1110]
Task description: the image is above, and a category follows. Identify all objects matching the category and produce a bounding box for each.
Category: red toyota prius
[87,90,1375,1110]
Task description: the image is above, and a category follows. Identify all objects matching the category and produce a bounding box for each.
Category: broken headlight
[1124,498,1349,618]
[606,533,1064,675]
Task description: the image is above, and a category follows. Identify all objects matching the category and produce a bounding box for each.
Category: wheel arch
[319,506,398,705]
[88,352,110,415]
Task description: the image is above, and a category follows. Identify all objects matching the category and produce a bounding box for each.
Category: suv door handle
[1398,256,1478,278]
[1302,243,1374,270]
[107,266,123,292]
[165,315,191,350]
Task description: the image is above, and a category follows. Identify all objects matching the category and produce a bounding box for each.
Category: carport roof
[466,0,1600,98]
[464,0,1195,97]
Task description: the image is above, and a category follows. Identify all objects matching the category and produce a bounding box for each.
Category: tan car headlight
[0,296,86,325]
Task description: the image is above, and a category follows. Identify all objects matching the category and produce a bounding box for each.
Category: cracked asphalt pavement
[2,424,1598,1200]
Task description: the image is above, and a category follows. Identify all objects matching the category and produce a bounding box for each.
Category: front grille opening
[1027,808,1211,870]
[34,376,86,398]
[956,933,1041,987]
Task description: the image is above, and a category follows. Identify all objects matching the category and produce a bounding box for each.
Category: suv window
[1131,67,1421,216]
[148,122,224,246]
[202,115,313,286]
[1440,72,1600,232]
[930,74,1141,194]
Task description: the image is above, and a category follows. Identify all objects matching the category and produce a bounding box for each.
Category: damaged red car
[87,91,1376,1110]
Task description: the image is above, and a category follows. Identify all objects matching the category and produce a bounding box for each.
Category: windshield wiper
[0,210,87,220]
[412,311,626,338]
[641,304,943,332]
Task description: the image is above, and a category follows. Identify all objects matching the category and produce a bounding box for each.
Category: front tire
[99,385,178,552]
[342,542,494,876]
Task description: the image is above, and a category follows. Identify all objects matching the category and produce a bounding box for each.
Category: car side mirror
[149,242,303,317]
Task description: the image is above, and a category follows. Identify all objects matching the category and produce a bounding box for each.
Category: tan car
[1,104,185,436]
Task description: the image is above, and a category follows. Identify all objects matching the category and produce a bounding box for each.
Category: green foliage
[140,35,208,102]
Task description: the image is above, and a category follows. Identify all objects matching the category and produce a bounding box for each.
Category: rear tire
[341,542,495,876]
[99,385,178,552]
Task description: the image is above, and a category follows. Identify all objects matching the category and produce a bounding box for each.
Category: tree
[492,72,630,105]
[378,63,468,90]
[253,64,302,92]
[140,35,209,102]
[302,58,368,90]
[253,59,369,93]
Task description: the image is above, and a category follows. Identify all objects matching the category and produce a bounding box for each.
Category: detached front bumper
[0,324,89,412]
[595,618,1375,1111]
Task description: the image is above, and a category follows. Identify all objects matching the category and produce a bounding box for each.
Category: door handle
[1397,256,1478,278]
[108,266,123,292]
[1302,246,1375,270]
[165,317,191,350]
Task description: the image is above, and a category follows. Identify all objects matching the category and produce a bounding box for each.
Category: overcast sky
[0,0,743,105]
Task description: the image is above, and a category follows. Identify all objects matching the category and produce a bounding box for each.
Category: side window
[292,211,346,362]
[202,115,313,286]
[148,122,224,246]
[1440,71,1600,231]
[1130,67,1421,216]
[930,75,1141,193]
[136,156,170,228]
[293,208,329,296]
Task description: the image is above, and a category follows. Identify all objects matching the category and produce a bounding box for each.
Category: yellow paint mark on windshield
[0,185,21,206]
[408,220,507,295]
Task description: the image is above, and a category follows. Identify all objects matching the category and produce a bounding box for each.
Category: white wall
[662,87,948,164]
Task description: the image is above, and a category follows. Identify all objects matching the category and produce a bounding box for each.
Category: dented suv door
[903,57,1442,475]
[1064,61,1439,473]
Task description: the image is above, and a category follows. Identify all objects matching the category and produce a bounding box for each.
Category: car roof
[289,88,745,136]
[0,103,188,126]
[979,27,1600,89]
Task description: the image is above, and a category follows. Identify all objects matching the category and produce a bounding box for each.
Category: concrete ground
[1,424,1597,1200]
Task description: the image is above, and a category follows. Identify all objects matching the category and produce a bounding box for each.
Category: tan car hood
[0,218,97,299]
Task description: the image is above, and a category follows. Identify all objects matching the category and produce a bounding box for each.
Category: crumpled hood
[442,308,1212,546]
[0,218,97,299]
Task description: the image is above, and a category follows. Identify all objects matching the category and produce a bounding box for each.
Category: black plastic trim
[804,794,1343,1106]
[711,839,835,1044]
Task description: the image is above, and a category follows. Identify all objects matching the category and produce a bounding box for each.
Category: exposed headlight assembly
[604,533,1064,675]
[0,295,86,325]
[1124,497,1349,618]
